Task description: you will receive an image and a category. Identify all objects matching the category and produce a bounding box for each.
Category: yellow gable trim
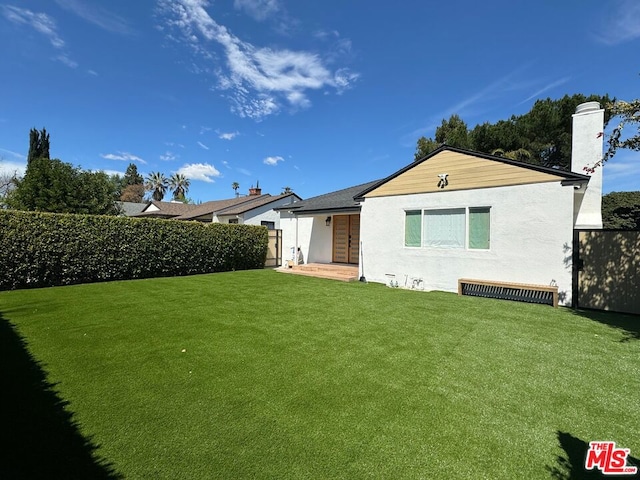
[364,150,567,198]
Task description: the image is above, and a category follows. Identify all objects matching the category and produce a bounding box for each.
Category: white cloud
[263,155,284,166]
[101,151,147,164]
[597,0,640,45]
[99,169,126,177]
[197,141,209,150]
[199,126,212,135]
[160,151,178,161]
[54,0,132,35]
[2,5,78,68]
[157,0,359,119]
[176,162,221,182]
[233,0,280,21]
[218,130,239,140]
[237,167,251,176]
[87,69,99,76]
[0,159,27,178]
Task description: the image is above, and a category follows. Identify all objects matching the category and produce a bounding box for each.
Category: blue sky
[1,0,639,202]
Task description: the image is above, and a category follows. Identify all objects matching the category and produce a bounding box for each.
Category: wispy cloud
[54,0,133,35]
[2,5,77,68]
[87,69,99,76]
[218,130,239,140]
[233,0,280,21]
[237,167,252,176]
[602,151,640,193]
[157,0,359,120]
[518,76,572,105]
[101,152,147,164]
[160,151,178,161]
[197,141,209,150]
[0,147,26,160]
[199,126,212,135]
[263,155,284,166]
[401,65,533,145]
[597,0,640,45]
[176,162,221,182]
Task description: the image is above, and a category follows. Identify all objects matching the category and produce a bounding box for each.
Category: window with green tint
[404,210,421,247]
[469,207,490,249]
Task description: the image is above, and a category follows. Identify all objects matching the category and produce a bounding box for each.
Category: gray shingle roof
[278,180,380,215]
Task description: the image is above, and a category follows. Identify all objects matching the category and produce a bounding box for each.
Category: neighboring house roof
[173,197,260,221]
[117,201,147,216]
[278,180,381,215]
[216,193,301,216]
[135,200,199,218]
[356,145,591,199]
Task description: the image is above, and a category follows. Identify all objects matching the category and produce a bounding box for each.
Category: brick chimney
[248,181,261,196]
[571,101,604,229]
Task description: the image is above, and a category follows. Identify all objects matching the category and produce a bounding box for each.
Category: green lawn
[1,269,639,479]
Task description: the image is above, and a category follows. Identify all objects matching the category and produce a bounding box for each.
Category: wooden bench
[458,278,558,308]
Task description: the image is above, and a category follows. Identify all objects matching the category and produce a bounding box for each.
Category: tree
[8,157,120,214]
[27,127,50,164]
[232,181,240,197]
[122,163,144,187]
[169,173,190,202]
[600,99,640,168]
[145,172,168,201]
[120,184,146,203]
[414,114,471,160]
[602,191,640,230]
[414,94,613,169]
[0,169,17,208]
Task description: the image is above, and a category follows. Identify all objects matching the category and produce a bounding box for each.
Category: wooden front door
[332,214,360,264]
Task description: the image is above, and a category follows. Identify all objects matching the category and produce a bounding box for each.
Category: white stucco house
[280,102,605,306]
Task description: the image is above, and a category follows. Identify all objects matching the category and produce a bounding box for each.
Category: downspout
[295,215,299,265]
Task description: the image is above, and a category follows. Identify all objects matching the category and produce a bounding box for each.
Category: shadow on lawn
[0,314,122,479]
[547,431,639,479]
[571,309,639,343]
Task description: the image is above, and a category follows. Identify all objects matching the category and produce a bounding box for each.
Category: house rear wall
[360,181,575,305]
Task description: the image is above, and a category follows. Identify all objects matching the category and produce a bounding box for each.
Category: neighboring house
[135,187,301,228]
[117,201,148,217]
[281,102,605,306]
[135,200,198,219]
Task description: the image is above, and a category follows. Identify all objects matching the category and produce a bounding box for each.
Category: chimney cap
[575,101,601,114]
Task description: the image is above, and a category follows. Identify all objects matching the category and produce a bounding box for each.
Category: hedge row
[0,210,269,290]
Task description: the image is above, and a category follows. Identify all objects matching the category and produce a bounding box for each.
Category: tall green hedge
[0,210,268,290]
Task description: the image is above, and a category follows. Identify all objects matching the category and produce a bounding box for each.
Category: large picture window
[404,207,491,250]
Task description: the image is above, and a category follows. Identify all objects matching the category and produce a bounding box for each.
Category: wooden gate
[266,229,282,267]
[573,229,640,314]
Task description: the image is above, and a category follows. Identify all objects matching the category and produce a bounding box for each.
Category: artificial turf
[1,269,638,479]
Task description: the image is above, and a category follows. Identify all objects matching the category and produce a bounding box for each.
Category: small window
[228,218,238,224]
[404,210,421,247]
[261,221,275,230]
[469,207,490,249]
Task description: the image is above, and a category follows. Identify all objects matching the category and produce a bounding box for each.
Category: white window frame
[403,207,491,250]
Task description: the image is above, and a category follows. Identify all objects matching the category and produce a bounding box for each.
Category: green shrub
[0,210,268,290]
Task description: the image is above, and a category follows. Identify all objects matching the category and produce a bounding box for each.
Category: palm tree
[491,148,533,163]
[145,172,168,201]
[169,173,190,201]
[232,181,240,197]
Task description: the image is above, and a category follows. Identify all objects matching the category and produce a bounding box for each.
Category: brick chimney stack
[248,181,261,196]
